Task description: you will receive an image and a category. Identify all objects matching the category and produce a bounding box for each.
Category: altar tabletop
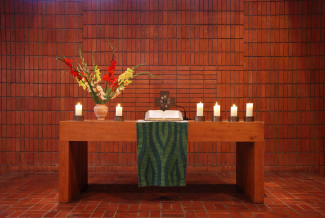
[59,120,264,204]
[60,120,264,142]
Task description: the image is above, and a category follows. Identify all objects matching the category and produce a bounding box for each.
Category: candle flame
[117,104,120,107]
[215,102,218,106]
[77,102,81,105]
[233,104,236,107]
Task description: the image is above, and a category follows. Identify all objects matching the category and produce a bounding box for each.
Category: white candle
[197,102,203,116]
[75,103,82,116]
[230,104,237,117]
[116,104,122,116]
[246,103,253,117]
[213,102,220,116]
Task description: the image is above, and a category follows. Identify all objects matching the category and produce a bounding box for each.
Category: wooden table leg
[236,141,264,203]
[59,141,88,203]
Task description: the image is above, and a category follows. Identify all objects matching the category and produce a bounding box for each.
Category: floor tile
[0,172,324,217]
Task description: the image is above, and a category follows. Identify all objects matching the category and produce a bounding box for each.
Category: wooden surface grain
[60,120,264,142]
[236,142,265,203]
[59,141,88,203]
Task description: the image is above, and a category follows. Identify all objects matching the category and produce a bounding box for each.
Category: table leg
[59,141,88,203]
[236,141,264,203]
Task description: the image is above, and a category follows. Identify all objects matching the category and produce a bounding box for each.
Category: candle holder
[213,116,222,122]
[195,116,205,122]
[244,116,255,122]
[73,115,84,121]
[114,116,124,122]
[229,116,239,122]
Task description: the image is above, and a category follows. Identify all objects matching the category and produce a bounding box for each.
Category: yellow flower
[95,66,101,82]
[77,78,88,90]
[124,80,132,86]
[118,68,134,84]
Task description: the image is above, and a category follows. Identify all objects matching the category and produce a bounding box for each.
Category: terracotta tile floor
[0,172,325,217]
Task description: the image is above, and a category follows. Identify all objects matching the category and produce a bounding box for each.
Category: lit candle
[75,103,82,116]
[213,102,220,116]
[246,103,253,117]
[116,104,122,116]
[230,104,237,117]
[197,102,203,116]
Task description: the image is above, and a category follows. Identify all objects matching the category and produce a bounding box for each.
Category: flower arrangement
[56,40,154,104]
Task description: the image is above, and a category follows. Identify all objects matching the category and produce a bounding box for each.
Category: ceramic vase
[94,104,108,121]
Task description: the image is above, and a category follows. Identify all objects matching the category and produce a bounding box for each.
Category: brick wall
[0,0,324,176]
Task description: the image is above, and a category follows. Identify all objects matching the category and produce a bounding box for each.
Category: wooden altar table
[59,120,264,203]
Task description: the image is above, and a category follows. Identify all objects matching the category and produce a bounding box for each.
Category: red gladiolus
[111,79,119,90]
[107,57,116,77]
[110,77,117,86]
[103,74,110,82]
[107,67,114,77]
[70,69,82,80]
[64,59,73,67]
[103,74,118,89]
[64,58,80,80]
[113,81,119,89]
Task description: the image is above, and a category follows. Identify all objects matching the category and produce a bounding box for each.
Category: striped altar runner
[136,121,188,187]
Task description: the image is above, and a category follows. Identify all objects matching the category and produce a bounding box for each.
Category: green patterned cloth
[136,121,188,187]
